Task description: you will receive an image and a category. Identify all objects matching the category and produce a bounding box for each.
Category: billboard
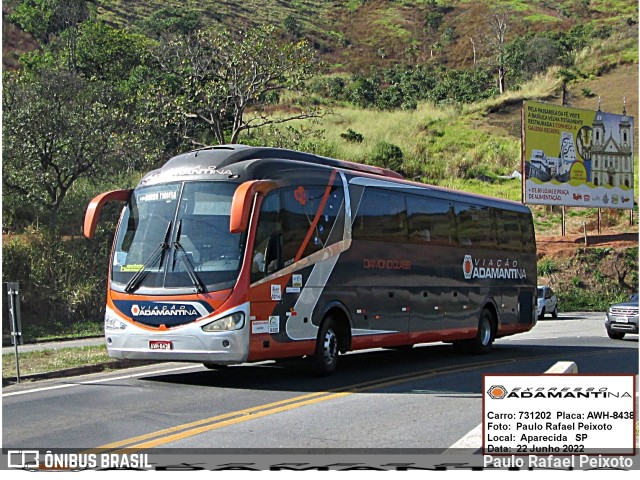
[523,101,634,209]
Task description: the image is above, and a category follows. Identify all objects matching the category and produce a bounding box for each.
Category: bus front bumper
[104,305,251,365]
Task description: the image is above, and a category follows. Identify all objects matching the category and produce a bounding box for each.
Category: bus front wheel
[469,309,495,354]
[311,318,339,376]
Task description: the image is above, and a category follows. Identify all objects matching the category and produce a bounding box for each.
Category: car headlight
[105,307,127,331]
[202,312,245,332]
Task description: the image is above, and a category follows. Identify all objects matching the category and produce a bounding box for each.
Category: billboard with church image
[523,101,634,209]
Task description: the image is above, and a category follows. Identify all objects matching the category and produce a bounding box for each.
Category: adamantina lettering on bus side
[468,257,527,280]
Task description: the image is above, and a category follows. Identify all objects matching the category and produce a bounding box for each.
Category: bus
[84,144,537,375]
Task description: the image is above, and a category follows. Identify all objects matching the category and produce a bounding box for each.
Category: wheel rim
[322,328,338,366]
[479,316,492,346]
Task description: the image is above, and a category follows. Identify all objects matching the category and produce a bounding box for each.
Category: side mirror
[84,189,131,239]
[230,180,276,233]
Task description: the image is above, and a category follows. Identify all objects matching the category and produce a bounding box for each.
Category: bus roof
[144,144,403,181]
[140,144,528,213]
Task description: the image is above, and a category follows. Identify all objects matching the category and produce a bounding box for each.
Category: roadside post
[4,282,23,383]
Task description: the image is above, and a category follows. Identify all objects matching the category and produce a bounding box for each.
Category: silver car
[605,293,639,340]
[537,286,558,319]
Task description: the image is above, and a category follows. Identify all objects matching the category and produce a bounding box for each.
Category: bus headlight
[202,312,245,332]
[105,307,127,331]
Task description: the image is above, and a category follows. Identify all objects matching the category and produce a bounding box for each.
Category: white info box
[483,374,635,456]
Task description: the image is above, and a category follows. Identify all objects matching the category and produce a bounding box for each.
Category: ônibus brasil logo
[462,255,527,280]
[487,385,508,399]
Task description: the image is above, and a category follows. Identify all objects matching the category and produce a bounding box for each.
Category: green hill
[3,0,638,213]
[2,0,638,334]
[4,1,638,73]
[90,1,637,71]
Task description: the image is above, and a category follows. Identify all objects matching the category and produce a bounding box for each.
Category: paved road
[3,312,636,452]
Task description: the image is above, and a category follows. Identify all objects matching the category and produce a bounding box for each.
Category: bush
[538,258,559,277]
[2,228,113,341]
[370,141,404,173]
[340,128,364,143]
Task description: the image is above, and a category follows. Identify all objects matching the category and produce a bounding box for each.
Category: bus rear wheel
[469,309,495,354]
[311,318,339,376]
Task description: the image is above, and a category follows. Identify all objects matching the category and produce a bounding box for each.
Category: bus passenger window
[353,188,407,242]
[496,210,522,250]
[455,203,496,248]
[407,195,454,246]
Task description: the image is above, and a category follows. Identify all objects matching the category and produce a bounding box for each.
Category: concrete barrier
[544,361,578,374]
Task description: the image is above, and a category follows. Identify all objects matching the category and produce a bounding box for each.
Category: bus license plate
[149,340,173,350]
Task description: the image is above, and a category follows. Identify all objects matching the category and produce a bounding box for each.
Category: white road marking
[2,365,200,398]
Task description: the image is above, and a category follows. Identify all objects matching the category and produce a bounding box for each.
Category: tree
[9,0,91,69]
[75,21,153,82]
[2,69,137,233]
[152,25,320,146]
[487,9,509,94]
[138,6,203,37]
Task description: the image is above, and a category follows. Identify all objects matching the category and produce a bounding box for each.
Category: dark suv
[605,293,639,340]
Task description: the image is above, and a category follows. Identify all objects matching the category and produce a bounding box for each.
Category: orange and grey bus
[84,145,537,375]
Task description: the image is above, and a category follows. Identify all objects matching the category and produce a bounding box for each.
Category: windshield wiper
[173,220,207,293]
[124,222,172,293]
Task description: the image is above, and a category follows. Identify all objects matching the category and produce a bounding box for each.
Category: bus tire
[310,317,339,376]
[469,308,495,354]
[451,340,469,353]
[202,363,228,370]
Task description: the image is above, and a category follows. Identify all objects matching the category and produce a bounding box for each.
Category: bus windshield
[111,181,244,293]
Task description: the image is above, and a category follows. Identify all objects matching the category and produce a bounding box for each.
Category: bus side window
[407,195,433,243]
[455,203,496,248]
[456,203,474,246]
[280,185,341,262]
[252,191,281,283]
[353,188,407,242]
[407,195,455,246]
[496,210,522,251]
[252,183,346,283]
[520,213,535,252]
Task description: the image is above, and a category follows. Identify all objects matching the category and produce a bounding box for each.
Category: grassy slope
[4,1,638,226]
[90,0,636,70]
[6,0,635,73]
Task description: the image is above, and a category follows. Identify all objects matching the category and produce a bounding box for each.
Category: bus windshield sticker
[120,264,143,272]
[292,274,303,288]
[138,191,177,202]
[114,252,127,266]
